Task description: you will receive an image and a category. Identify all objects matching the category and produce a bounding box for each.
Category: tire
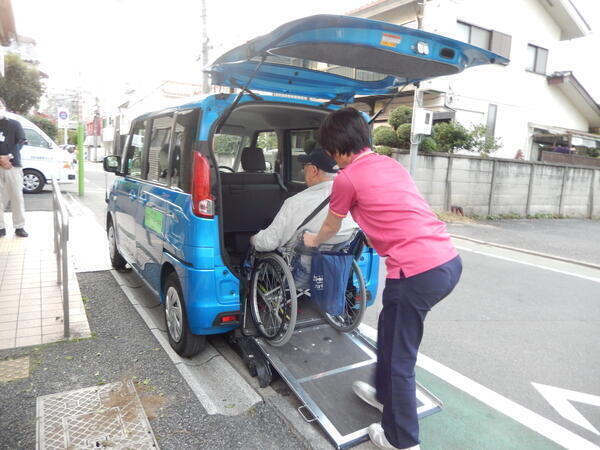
[22,169,45,194]
[324,260,366,332]
[164,272,207,357]
[107,220,127,270]
[250,253,297,347]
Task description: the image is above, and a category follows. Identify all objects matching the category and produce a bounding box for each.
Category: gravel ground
[0,271,307,450]
[447,218,600,265]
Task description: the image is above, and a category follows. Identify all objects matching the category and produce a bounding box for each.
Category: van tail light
[192,152,214,218]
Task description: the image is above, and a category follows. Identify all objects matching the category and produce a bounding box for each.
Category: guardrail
[52,179,70,339]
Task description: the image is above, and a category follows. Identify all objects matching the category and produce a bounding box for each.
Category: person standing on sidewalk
[304,108,462,450]
[0,98,28,238]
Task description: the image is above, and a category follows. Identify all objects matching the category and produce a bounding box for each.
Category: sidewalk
[0,211,91,350]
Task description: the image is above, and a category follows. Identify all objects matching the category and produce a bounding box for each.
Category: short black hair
[318,107,371,156]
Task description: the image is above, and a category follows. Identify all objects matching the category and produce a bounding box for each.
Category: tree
[388,105,412,130]
[213,134,242,154]
[419,137,437,153]
[28,115,57,141]
[373,126,400,147]
[396,123,412,149]
[469,124,502,157]
[0,53,44,114]
[431,121,473,153]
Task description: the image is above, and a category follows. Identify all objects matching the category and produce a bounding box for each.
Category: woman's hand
[303,232,318,247]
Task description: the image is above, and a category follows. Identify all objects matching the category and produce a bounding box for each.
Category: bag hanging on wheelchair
[309,250,354,316]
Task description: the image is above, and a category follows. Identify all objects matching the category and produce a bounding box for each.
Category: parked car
[6,112,76,193]
[103,15,506,356]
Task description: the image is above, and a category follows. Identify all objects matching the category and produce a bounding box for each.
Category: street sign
[57,109,69,128]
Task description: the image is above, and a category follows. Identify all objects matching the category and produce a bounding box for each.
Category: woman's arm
[303,211,343,247]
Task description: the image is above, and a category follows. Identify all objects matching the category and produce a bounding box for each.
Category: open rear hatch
[207,14,508,102]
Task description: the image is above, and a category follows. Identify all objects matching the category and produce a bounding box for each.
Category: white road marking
[358,324,600,450]
[532,382,600,435]
[455,245,600,284]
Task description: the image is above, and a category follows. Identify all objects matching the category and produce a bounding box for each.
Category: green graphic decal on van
[144,207,164,234]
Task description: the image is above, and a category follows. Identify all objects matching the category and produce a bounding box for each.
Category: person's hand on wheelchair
[303,231,318,247]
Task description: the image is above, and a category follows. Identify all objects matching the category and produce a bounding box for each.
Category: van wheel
[164,272,206,357]
[107,220,127,270]
[22,169,45,194]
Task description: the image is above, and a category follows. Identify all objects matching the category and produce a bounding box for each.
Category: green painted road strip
[417,367,563,450]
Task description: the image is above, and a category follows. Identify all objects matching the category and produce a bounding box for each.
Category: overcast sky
[11,0,600,110]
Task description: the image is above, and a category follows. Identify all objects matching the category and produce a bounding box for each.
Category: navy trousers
[375,255,462,448]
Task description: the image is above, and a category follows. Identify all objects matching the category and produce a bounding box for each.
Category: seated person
[250,149,358,285]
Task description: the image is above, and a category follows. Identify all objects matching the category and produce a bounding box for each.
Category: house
[350,0,600,160]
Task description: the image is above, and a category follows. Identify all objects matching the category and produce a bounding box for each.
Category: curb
[450,234,600,270]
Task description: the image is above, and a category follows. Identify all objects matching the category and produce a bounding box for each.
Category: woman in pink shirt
[304,108,462,450]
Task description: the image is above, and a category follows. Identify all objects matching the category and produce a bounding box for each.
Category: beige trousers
[0,167,26,229]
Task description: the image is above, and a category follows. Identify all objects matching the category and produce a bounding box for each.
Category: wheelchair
[247,230,367,347]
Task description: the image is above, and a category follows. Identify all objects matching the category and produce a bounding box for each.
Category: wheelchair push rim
[250,253,298,346]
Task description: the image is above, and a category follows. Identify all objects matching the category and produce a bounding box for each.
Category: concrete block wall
[392,151,600,218]
[491,162,531,216]
[528,165,564,216]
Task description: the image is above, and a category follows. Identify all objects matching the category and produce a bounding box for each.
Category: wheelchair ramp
[254,324,442,449]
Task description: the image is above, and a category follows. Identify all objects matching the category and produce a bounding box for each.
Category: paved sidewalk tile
[0,212,92,350]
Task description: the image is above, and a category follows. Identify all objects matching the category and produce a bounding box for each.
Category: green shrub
[470,124,502,156]
[419,137,437,153]
[432,121,473,153]
[586,147,600,158]
[373,126,400,147]
[27,115,57,141]
[375,145,393,156]
[388,106,412,130]
[396,123,412,149]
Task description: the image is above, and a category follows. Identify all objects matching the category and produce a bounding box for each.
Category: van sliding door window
[145,114,174,184]
[125,120,148,178]
[289,129,317,182]
[213,134,249,170]
[255,131,278,173]
[169,109,199,191]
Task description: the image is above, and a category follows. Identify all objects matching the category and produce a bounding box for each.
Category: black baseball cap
[298,148,338,173]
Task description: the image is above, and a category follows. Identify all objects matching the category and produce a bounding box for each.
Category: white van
[6,111,76,193]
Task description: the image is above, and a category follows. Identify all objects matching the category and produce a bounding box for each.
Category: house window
[526,44,548,74]
[457,21,491,50]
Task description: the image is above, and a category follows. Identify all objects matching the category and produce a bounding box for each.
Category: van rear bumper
[177,264,241,335]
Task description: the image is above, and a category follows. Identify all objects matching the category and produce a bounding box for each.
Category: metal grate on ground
[36,379,159,449]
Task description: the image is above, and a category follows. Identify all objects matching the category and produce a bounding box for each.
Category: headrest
[241,147,266,172]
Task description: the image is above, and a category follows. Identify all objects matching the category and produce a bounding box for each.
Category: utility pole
[201,0,209,94]
[409,0,427,176]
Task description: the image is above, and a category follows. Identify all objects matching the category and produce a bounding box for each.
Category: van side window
[146,115,173,184]
[255,131,278,173]
[170,109,199,190]
[24,129,50,149]
[289,129,317,182]
[213,134,249,170]
[125,120,148,177]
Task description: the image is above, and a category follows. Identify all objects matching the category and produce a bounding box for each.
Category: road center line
[455,245,600,284]
[358,324,599,450]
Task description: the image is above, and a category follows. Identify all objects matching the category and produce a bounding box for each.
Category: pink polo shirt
[330,149,457,279]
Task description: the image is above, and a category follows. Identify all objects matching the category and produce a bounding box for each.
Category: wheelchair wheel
[324,260,366,332]
[250,253,298,347]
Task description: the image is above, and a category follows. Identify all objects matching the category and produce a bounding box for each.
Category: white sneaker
[368,423,421,450]
[352,381,383,412]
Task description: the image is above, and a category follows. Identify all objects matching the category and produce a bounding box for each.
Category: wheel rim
[253,260,292,339]
[108,225,116,257]
[23,173,40,191]
[165,286,183,342]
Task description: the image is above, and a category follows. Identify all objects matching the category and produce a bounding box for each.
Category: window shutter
[490,30,511,63]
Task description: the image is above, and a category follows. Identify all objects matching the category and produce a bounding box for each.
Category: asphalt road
[72,165,600,448]
[448,219,600,266]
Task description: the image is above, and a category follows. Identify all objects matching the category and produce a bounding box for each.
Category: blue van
[103,15,506,357]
